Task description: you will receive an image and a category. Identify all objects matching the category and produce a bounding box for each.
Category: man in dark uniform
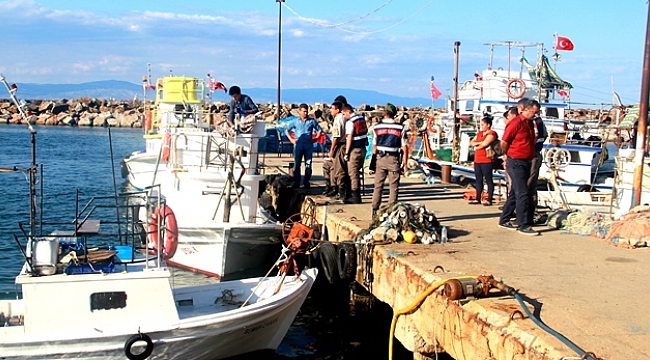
[369,103,408,215]
[325,100,348,199]
[341,103,368,204]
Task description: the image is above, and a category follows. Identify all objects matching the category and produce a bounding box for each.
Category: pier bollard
[441,164,452,183]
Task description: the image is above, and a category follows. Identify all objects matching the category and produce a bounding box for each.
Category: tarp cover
[522,55,573,90]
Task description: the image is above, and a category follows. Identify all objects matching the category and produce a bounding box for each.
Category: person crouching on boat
[228,86,259,129]
[470,114,498,206]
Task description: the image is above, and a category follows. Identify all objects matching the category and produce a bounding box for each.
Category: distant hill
[10,80,445,108]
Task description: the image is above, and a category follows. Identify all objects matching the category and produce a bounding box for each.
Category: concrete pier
[265,156,650,360]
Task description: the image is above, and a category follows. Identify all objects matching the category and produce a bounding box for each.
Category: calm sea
[0,125,417,360]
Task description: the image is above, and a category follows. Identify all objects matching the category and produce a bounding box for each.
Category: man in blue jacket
[228,85,258,128]
[285,104,322,188]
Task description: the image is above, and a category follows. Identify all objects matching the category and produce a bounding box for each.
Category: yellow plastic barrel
[155,76,203,104]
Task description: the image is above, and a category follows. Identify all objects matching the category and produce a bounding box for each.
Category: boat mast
[488,44,494,70]
[452,41,461,164]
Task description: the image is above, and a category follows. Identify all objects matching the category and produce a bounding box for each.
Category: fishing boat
[121,75,283,280]
[417,41,623,194]
[0,76,318,359]
[0,210,316,360]
[0,220,316,360]
[436,41,576,140]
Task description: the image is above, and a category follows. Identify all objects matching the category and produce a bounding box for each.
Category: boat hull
[0,269,317,360]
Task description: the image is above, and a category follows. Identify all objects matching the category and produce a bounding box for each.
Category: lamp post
[276,0,285,121]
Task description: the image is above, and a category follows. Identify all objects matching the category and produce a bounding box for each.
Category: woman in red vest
[470,115,498,205]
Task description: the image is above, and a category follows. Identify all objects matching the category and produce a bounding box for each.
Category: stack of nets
[358,202,441,244]
[605,205,650,248]
[561,211,613,238]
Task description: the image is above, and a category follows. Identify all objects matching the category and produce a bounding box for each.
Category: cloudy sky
[0,0,648,106]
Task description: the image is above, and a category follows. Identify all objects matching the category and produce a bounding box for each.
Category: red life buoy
[149,205,178,259]
[505,78,526,99]
[427,117,438,133]
[161,132,171,162]
[144,111,152,134]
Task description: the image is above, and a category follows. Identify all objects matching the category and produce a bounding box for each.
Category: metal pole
[488,44,494,70]
[452,41,461,164]
[632,2,650,207]
[276,0,285,121]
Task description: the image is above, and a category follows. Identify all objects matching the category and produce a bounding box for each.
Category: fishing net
[561,211,613,238]
[605,206,650,248]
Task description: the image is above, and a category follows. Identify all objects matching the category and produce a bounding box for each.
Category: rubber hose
[389,275,478,360]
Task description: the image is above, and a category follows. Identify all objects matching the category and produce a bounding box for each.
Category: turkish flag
[430,80,442,100]
[209,79,227,93]
[556,36,574,51]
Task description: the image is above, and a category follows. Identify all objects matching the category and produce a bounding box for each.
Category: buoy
[402,230,417,244]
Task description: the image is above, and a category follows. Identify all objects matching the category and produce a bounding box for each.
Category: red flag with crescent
[430,79,442,100]
[556,36,574,51]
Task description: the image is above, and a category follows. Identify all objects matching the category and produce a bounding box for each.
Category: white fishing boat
[0,231,316,360]
[121,75,283,280]
[538,142,614,192]
[436,41,576,140]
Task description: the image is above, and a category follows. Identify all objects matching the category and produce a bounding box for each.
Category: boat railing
[156,108,212,130]
[15,187,165,276]
[162,128,264,175]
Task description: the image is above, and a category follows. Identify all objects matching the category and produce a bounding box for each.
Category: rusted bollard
[441,164,452,183]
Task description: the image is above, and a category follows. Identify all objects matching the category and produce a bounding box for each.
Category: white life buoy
[505,78,526,99]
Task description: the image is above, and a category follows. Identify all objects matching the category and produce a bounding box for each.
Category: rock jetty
[0,98,436,130]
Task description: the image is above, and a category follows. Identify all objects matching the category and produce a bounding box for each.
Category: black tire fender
[337,242,357,281]
[577,185,598,192]
[318,242,338,285]
[124,333,154,360]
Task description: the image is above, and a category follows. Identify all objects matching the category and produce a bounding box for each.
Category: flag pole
[430,76,434,109]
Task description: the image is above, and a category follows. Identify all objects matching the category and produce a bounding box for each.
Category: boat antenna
[1,74,40,259]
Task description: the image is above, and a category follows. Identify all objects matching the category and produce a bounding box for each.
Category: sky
[0,0,648,107]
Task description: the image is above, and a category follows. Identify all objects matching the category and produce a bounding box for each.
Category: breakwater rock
[0,98,145,127]
[0,98,436,129]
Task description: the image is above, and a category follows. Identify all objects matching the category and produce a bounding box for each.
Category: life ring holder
[149,205,179,260]
[124,333,154,360]
[505,78,526,99]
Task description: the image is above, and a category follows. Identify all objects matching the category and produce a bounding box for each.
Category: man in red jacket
[498,99,539,236]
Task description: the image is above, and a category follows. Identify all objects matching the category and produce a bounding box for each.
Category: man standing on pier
[325,100,348,199]
[369,103,408,215]
[528,112,548,225]
[498,99,539,236]
[285,104,322,188]
[342,103,368,204]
